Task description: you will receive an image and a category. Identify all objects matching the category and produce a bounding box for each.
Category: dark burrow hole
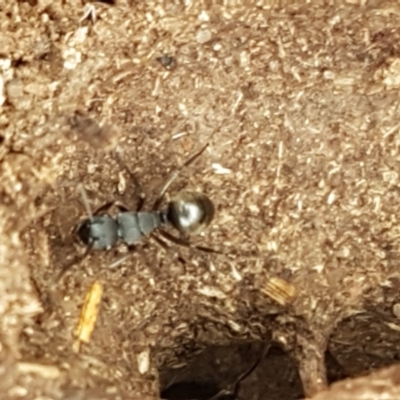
[159,342,304,400]
[159,304,400,400]
[328,302,400,380]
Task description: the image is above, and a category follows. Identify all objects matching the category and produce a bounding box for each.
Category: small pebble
[196,29,212,44]
[393,303,400,319]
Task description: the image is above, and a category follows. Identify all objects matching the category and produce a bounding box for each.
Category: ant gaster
[57,144,215,280]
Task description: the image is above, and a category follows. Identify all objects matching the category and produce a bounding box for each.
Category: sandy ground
[2,0,400,399]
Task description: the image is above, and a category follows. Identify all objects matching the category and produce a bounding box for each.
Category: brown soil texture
[2,1,400,399]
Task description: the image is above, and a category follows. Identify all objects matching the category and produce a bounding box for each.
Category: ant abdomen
[167,191,215,235]
[58,144,216,282]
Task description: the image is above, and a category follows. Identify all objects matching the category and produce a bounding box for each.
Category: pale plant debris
[211,163,232,174]
[392,303,400,319]
[384,322,400,333]
[80,3,97,24]
[263,277,297,306]
[137,348,151,375]
[73,280,103,353]
[16,362,61,379]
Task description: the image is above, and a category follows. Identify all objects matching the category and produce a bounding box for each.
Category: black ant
[57,144,216,280]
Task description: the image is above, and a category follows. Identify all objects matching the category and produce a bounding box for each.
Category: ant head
[76,219,93,246]
[166,190,215,235]
[75,185,119,250]
[76,216,119,250]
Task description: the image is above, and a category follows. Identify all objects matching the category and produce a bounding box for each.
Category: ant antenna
[78,184,93,220]
[152,143,209,210]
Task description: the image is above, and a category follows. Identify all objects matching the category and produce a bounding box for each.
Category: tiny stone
[196,29,212,44]
[393,303,400,319]
[198,10,210,22]
[213,42,222,51]
[6,78,23,102]
[137,349,150,375]
[323,70,335,80]
[269,60,280,72]
[0,58,11,70]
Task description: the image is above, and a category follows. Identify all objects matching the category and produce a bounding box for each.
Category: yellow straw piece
[73,280,103,352]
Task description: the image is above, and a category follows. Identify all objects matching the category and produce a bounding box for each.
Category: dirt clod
[2,1,400,399]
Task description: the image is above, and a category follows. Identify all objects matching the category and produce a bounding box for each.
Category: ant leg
[114,203,129,213]
[152,143,209,211]
[90,201,130,216]
[150,234,187,272]
[54,244,93,283]
[92,201,115,215]
[151,233,170,250]
[114,151,146,212]
[108,244,137,269]
[110,235,183,272]
[158,230,222,255]
[125,171,146,212]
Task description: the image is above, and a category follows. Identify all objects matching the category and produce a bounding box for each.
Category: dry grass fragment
[73,280,103,353]
[263,276,297,306]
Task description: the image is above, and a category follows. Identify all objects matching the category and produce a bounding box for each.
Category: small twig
[80,3,97,23]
